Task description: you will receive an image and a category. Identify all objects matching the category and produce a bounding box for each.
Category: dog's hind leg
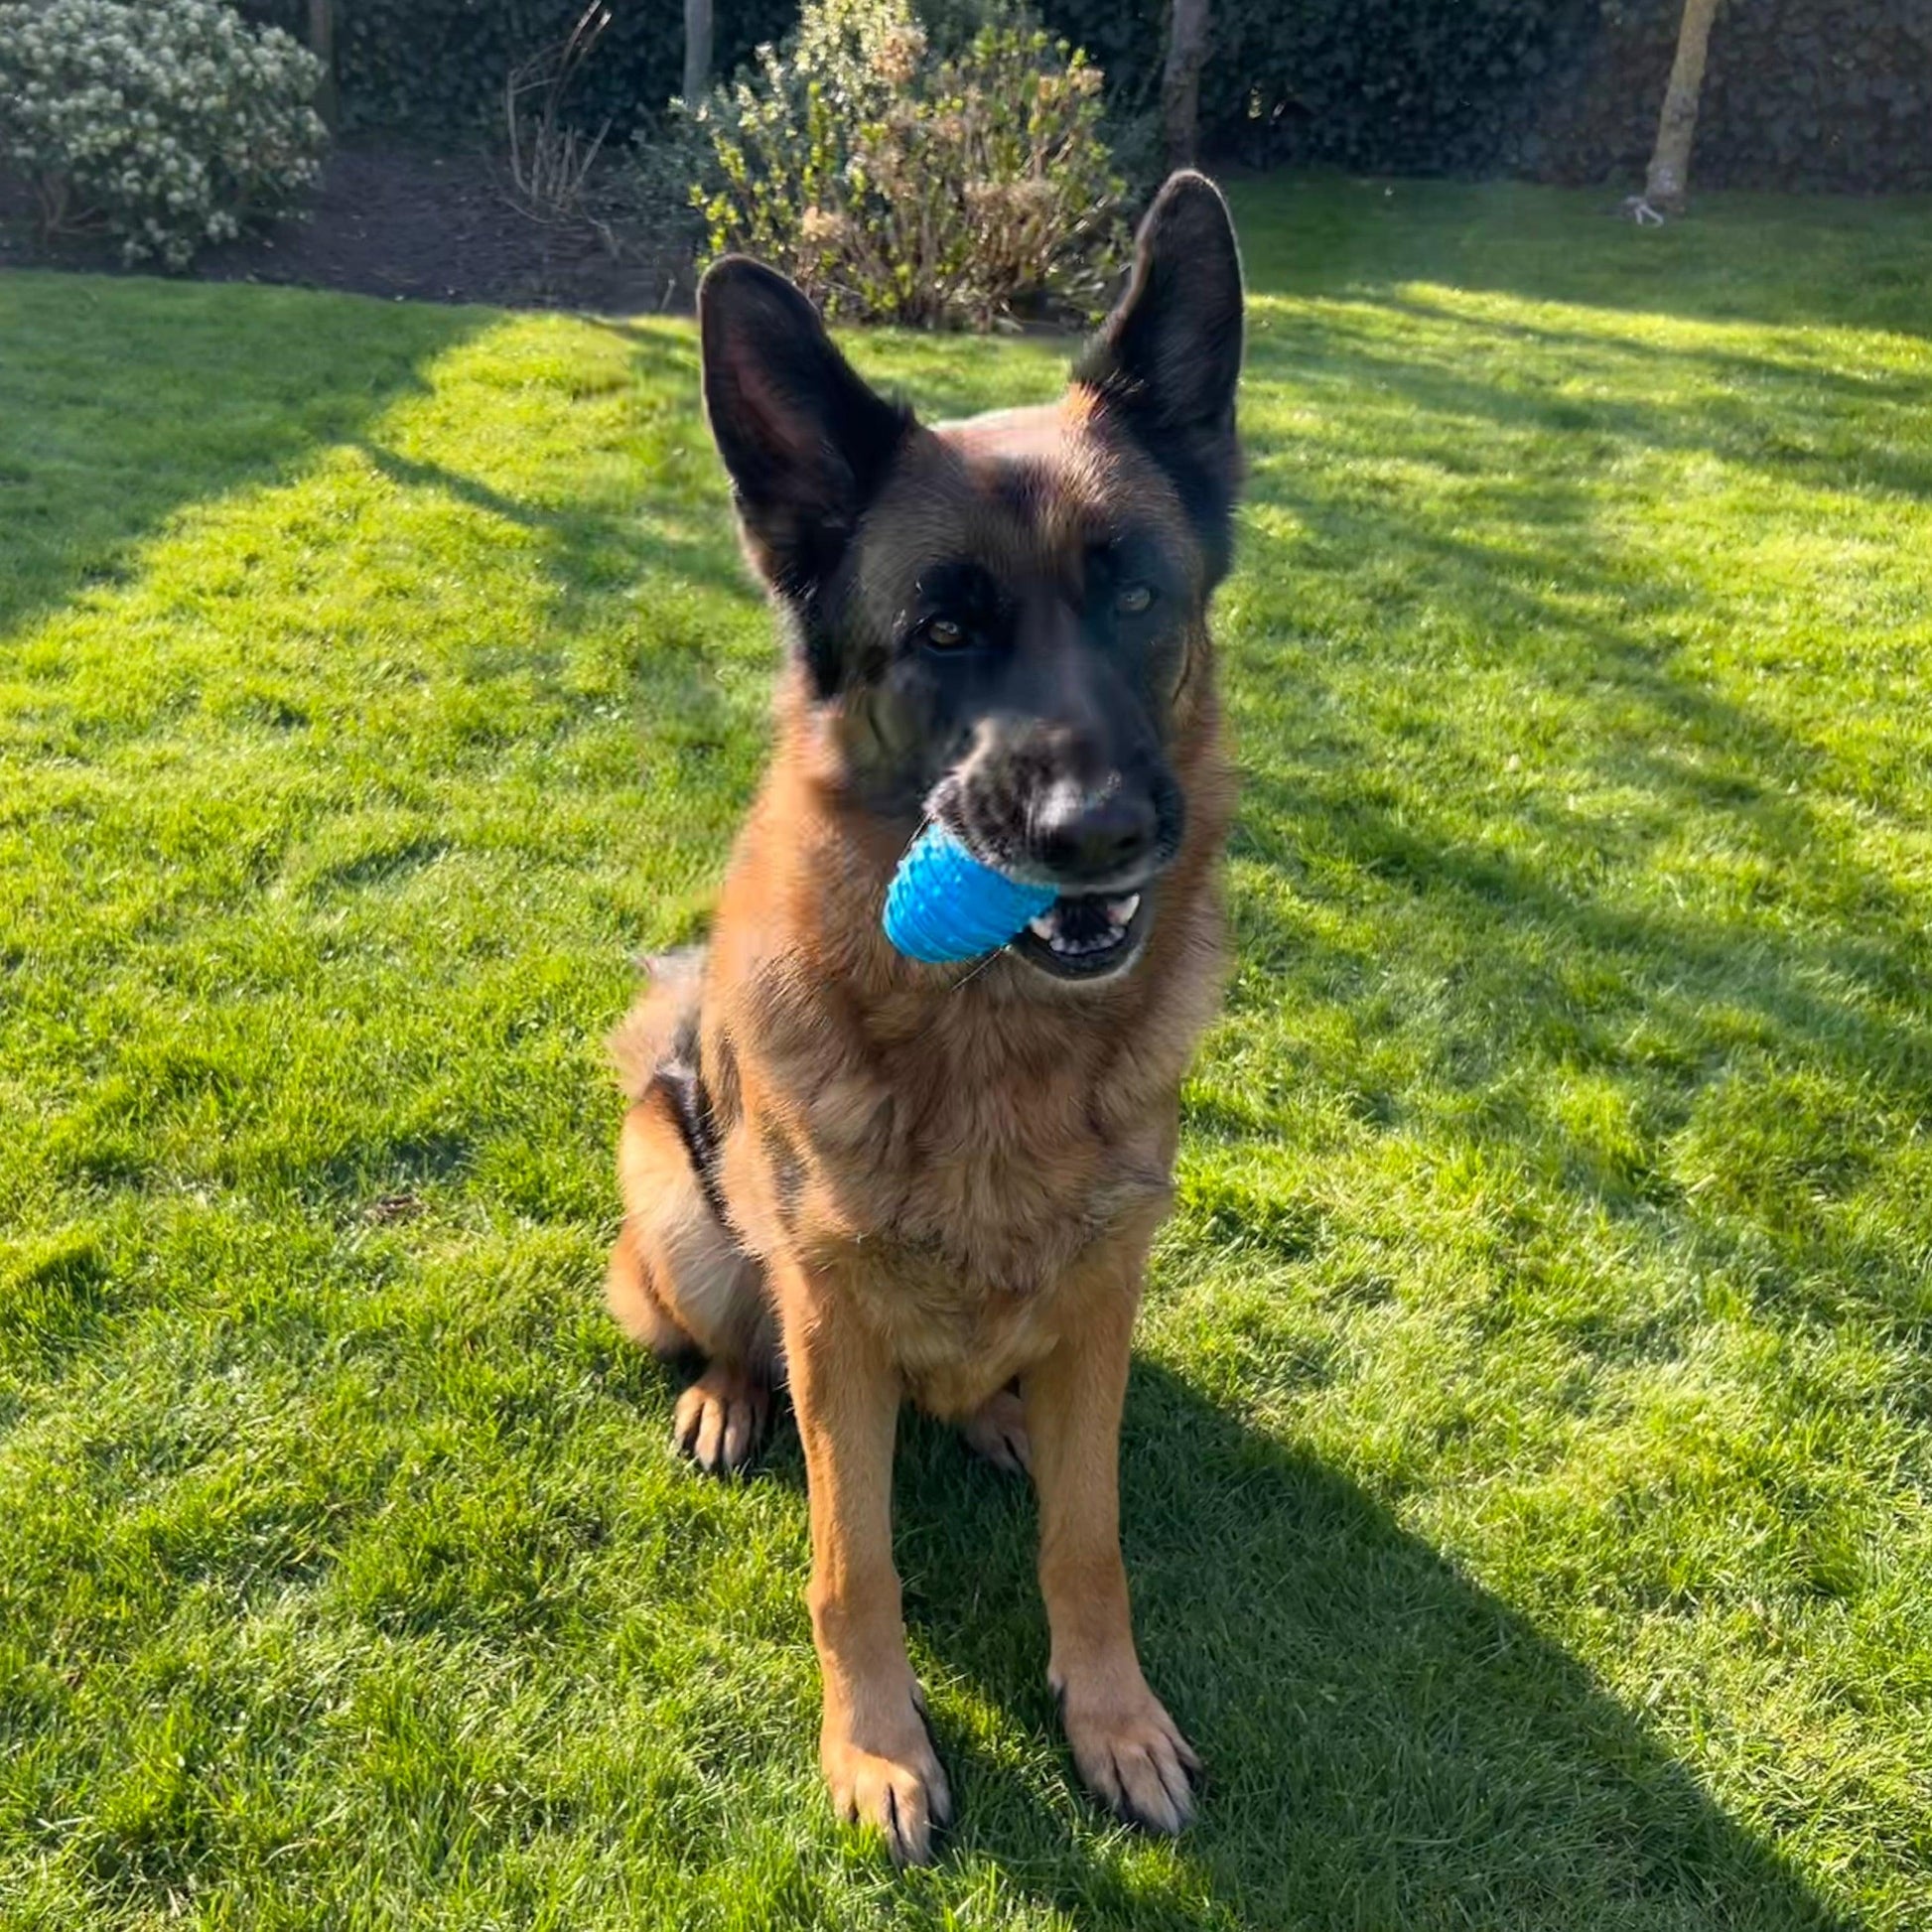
[611,1088,775,1474]
[605,1205,694,1359]
[608,956,776,1475]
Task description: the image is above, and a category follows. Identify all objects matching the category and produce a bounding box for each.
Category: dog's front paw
[1055,1666,1200,1835]
[821,1688,952,1865]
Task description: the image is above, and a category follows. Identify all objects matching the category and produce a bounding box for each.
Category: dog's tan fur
[607,180,1240,1863]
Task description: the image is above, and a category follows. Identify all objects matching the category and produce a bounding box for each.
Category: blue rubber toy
[883,826,1055,963]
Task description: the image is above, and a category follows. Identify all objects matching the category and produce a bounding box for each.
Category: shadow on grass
[1217,301,1932,1294]
[349,421,773,828]
[871,1365,1852,1930]
[1225,178,1932,342]
[0,275,486,642]
[1255,292,1932,505]
[353,437,752,611]
[629,1341,1851,1926]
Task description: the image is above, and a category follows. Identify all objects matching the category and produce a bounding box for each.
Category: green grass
[4,179,1931,1929]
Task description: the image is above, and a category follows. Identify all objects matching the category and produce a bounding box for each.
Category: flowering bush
[0,0,329,268]
[683,0,1126,330]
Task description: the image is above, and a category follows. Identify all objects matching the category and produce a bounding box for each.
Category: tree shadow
[0,274,488,642]
[352,438,754,612]
[347,324,774,776]
[1215,289,1932,1313]
[883,1363,1854,1930]
[1249,290,1932,506]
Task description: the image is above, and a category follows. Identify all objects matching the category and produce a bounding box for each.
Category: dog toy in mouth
[883,825,1056,964]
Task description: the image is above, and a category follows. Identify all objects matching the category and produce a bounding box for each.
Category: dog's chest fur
[705,869,1222,1413]
[716,985,1177,1410]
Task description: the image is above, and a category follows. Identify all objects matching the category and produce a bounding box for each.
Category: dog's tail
[609,946,707,1106]
[609,943,729,1226]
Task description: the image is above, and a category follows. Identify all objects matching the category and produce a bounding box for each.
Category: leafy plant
[682,0,1126,329]
[0,0,329,269]
[0,0,328,269]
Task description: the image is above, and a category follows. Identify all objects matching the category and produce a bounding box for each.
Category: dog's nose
[1035,784,1160,883]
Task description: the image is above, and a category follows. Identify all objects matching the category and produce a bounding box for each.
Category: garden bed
[0,135,694,313]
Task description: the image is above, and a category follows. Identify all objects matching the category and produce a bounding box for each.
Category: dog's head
[699,172,1243,983]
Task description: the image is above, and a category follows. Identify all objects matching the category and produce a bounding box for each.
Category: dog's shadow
[798,1355,1853,1931]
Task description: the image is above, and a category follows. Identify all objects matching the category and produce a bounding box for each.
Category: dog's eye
[1115,582,1156,617]
[921,616,968,649]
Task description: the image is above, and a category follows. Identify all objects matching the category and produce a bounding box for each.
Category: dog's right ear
[699,258,912,626]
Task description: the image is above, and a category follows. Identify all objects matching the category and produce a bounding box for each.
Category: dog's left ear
[699,257,913,684]
[1074,172,1244,569]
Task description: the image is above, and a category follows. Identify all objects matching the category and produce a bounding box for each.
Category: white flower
[0,0,325,265]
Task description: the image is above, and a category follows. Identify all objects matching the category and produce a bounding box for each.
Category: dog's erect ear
[1073,172,1244,568]
[699,257,911,629]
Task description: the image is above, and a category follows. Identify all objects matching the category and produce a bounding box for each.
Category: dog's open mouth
[1010,890,1149,981]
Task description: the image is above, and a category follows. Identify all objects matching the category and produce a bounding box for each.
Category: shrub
[0,0,329,269]
[682,0,1127,330]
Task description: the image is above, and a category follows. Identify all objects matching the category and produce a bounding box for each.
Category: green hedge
[1053,0,1599,176]
[246,0,1931,193]
[1049,0,1931,191]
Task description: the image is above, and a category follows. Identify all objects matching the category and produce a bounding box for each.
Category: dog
[606,172,1243,1863]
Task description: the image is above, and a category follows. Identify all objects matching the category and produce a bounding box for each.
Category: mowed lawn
[3,181,1931,1930]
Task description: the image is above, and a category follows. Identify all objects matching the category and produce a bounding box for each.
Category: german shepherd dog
[607,173,1243,1862]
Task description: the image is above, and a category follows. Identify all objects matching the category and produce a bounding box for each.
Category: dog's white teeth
[1028,897,1139,960]
[1043,926,1123,956]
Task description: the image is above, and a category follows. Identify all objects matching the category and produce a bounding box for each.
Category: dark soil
[0,137,696,315]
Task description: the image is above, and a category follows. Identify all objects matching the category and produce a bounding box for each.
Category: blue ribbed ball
[883,827,1056,964]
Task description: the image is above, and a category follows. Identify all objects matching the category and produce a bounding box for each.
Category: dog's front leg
[1025,1287,1200,1835]
[776,1262,949,1864]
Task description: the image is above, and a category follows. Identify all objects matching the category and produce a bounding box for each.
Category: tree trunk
[683,0,713,104]
[307,0,338,128]
[1162,0,1210,172]
[1644,0,1722,212]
